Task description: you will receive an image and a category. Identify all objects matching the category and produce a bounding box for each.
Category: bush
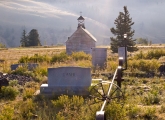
[51,95,84,109]
[29,54,50,63]
[18,56,29,63]
[51,95,88,119]
[0,105,14,120]
[18,54,51,63]
[107,61,118,72]
[23,88,35,101]
[134,49,165,60]
[71,52,91,61]
[128,59,160,72]
[105,101,126,120]
[0,86,19,100]
[127,104,141,119]
[33,66,47,76]
[11,66,29,76]
[141,92,161,105]
[51,51,68,63]
[9,80,18,87]
[143,107,156,119]
[19,99,36,119]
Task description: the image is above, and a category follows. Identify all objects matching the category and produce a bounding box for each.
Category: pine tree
[28,29,41,46]
[20,29,28,47]
[110,6,138,53]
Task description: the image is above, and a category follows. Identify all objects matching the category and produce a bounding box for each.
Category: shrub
[23,88,35,101]
[107,61,118,72]
[77,60,92,67]
[51,95,84,109]
[160,104,165,113]
[128,59,160,72]
[19,99,36,119]
[18,56,29,63]
[127,104,141,119]
[143,107,156,119]
[0,105,14,120]
[105,101,126,120]
[29,54,50,63]
[11,66,28,76]
[141,92,161,105]
[71,52,91,61]
[134,49,165,60]
[51,95,86,119]
[33,66,47,76]
[9,80,18,87]
[18,54,51,63]
[0,86,19,100]
[51,51,68,63]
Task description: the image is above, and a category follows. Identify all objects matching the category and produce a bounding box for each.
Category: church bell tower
[77,12,85,29]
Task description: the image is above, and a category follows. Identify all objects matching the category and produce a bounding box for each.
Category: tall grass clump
[51,95,91,119]
[128,59,160,72]
[0,105,14,120]
[127,104,141,119]
[51,51,69,63]
[0,86,19,100]
[105,101,126,120]
[19,98,36,119]
[141,92,161,105]
[107,61,118,72]
[134,49,165,60]
[19,54,51,63]
[71,52,91,61]
[11,66,29,76]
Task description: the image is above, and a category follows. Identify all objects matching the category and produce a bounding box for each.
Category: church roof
[66,26,97,42]
[77,16,85,20]
[81,27,97,41]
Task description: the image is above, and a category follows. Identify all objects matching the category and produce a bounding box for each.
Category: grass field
[0,45,165,119]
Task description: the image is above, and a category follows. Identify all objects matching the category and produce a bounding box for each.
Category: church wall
[66,28,96,55]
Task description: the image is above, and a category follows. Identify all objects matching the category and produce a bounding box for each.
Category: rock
[0,73,33,85]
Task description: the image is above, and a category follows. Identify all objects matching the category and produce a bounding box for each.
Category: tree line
[20,29,42,47]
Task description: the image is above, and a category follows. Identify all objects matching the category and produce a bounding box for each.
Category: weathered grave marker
[11,63,38,71]
[40,67,91,95]
[92,48,107,68]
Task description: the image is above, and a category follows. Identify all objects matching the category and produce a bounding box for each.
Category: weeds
[0,86,19,100]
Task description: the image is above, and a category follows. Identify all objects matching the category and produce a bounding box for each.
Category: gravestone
[40,67,91,95]
[11,63,38,71]
[92,48,107,68]
[118,47,127,63]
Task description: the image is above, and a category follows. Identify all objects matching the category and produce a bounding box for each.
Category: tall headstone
[40,67,91,95]
[92,48,107,68]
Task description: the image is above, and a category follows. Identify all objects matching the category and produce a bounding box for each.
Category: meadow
[0,46,165,120]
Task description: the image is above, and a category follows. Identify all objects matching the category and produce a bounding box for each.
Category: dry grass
[0,45,165,119]
[0,47,65,72]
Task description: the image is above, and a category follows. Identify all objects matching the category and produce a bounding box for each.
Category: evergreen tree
[110,6,138,53]
[20,29,28,47]
[28,29,41,46]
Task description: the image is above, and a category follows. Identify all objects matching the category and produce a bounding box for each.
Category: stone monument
[40,67,91,95]
[92,48,107,68]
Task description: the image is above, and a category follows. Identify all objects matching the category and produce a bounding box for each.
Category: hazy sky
[0,0,165,45]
